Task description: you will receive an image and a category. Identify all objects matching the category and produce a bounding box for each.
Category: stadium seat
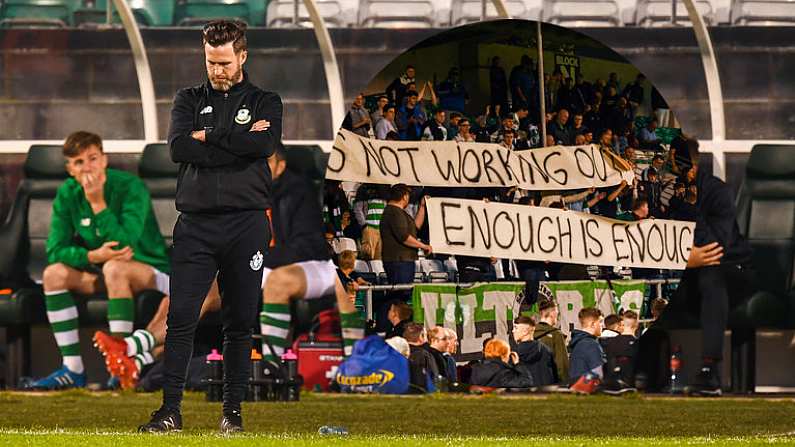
[730,0,795,25]
[174,0,251,27]
[332,237,357,254]
[634,0,714,27]
[138,143,179,249]
[358,0,436,28]
[368,259,388,284]
[449,0,536,26]
[266,0,348,28]
[72,0,171,27]
[419,259,447,283]
[542,0,621,27]
[0,0,81,28]
[354,259,370,273]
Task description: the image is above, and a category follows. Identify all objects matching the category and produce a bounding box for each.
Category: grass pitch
[0,391,793,446]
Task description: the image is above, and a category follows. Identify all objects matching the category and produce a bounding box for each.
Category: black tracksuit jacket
[167,71,283,213]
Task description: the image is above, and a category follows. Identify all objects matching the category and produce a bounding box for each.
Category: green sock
[45,290,83,373]
[260,303,291,362]
[340,311,365,357]
[107,298,134,337]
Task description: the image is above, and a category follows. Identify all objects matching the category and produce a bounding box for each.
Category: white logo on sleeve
[250,251,263,271]
[235,107,251,125]
[199,105,213,115]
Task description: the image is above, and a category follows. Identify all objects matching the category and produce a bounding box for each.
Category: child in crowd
[568,307,606,394]
[512,316,558,386]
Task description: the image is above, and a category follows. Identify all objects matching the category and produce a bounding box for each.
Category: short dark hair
[202,20,247,54]
[405,90,419,98]
[403,322,426,343]
[538,299,557,315]
[272,141,286,162]
[63,131,103,157]
[623,310,639,320]
[652,154,665,163]
[388,184,411,202]
[514,315,536,326]
[604,314,622,330]
[390,301,412,321]
[578,307,602,325]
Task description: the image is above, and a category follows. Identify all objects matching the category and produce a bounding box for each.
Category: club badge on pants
[250,251,263,271]
[235,108,251,125]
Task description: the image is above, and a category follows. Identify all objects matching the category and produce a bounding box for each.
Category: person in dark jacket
[535,299,569,380]
[512,316,557,386]
[659,137,755,396]
[404,323,438,393]
[489,56,509,113]
[471,339,534,388]
[142,20,282,434]
[425,327,452,381]
[385,301,412,339]
[568,307,606,394]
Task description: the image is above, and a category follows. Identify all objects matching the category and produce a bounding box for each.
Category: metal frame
[112,0,158,142]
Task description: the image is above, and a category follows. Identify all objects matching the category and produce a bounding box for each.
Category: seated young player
[512,316,557,386]
[259,145,364,361]
[30,131,170,390]
[568,307,606,394]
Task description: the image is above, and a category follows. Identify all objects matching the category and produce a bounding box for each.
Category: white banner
[326,129,634,190]
[426,197,695,270]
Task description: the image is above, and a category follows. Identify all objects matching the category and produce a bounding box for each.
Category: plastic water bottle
[205,349,223,402]
[318,425,349,436]
[281,349,300,401]
[248,349,264,402]
[669,344,685,394]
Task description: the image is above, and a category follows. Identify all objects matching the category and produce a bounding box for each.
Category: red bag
[291,334,343,391]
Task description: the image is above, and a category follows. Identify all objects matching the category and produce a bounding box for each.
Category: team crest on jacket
[250,251,263,271]
[235,107,251,125]
[199,105,213,115]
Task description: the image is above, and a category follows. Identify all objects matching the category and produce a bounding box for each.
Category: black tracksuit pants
[163,210,270,413]
[662,263,755,360]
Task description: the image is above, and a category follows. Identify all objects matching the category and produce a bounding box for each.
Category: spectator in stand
[571,113,588,136]
[583,130,594,145]
[490,116,515,143]
[447,112,462,141]
[545,134,556,147]
[511,104,529,131]
[470,339,534,388]
[336,250,369,297]
[606,72,620,94]
[638,168,664,217]
[572,76,592,114]
[380,184,431,285]
[323,180,349,237]
[622,73,646,115]
[454,118,475,143]
[584,102,603,136]
[588,179,628,219]
[422,109,448,141]
[598,128,614,153]
[623,146,644,184]
[617,197,649,222]
[603,85,619,111]
[340,209,362,240]
[606,97,633,135]
[396,91,427,141]
[489,56,509,113]
[443,328,458,382]
[557,77,576,113]
[638,118,663,151]
[425,327,452,381]
[436,67,469,113]
[569,307,606,394]
[499,128,517,151]
[509,55,536,108]
[601,309,640,394]
[386,64,415,105]
[360,186,386,261]
[370,95,389,125]
[385,301,413,339]
[574,134,587,145]
[348,93,371,137]
[375,105,398,140]
[535,299,569,381]
[548,108,575,146]
[512,316,558,386]
[601,314,623,338]
[404,323,439,393]
[614,123,634,155]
